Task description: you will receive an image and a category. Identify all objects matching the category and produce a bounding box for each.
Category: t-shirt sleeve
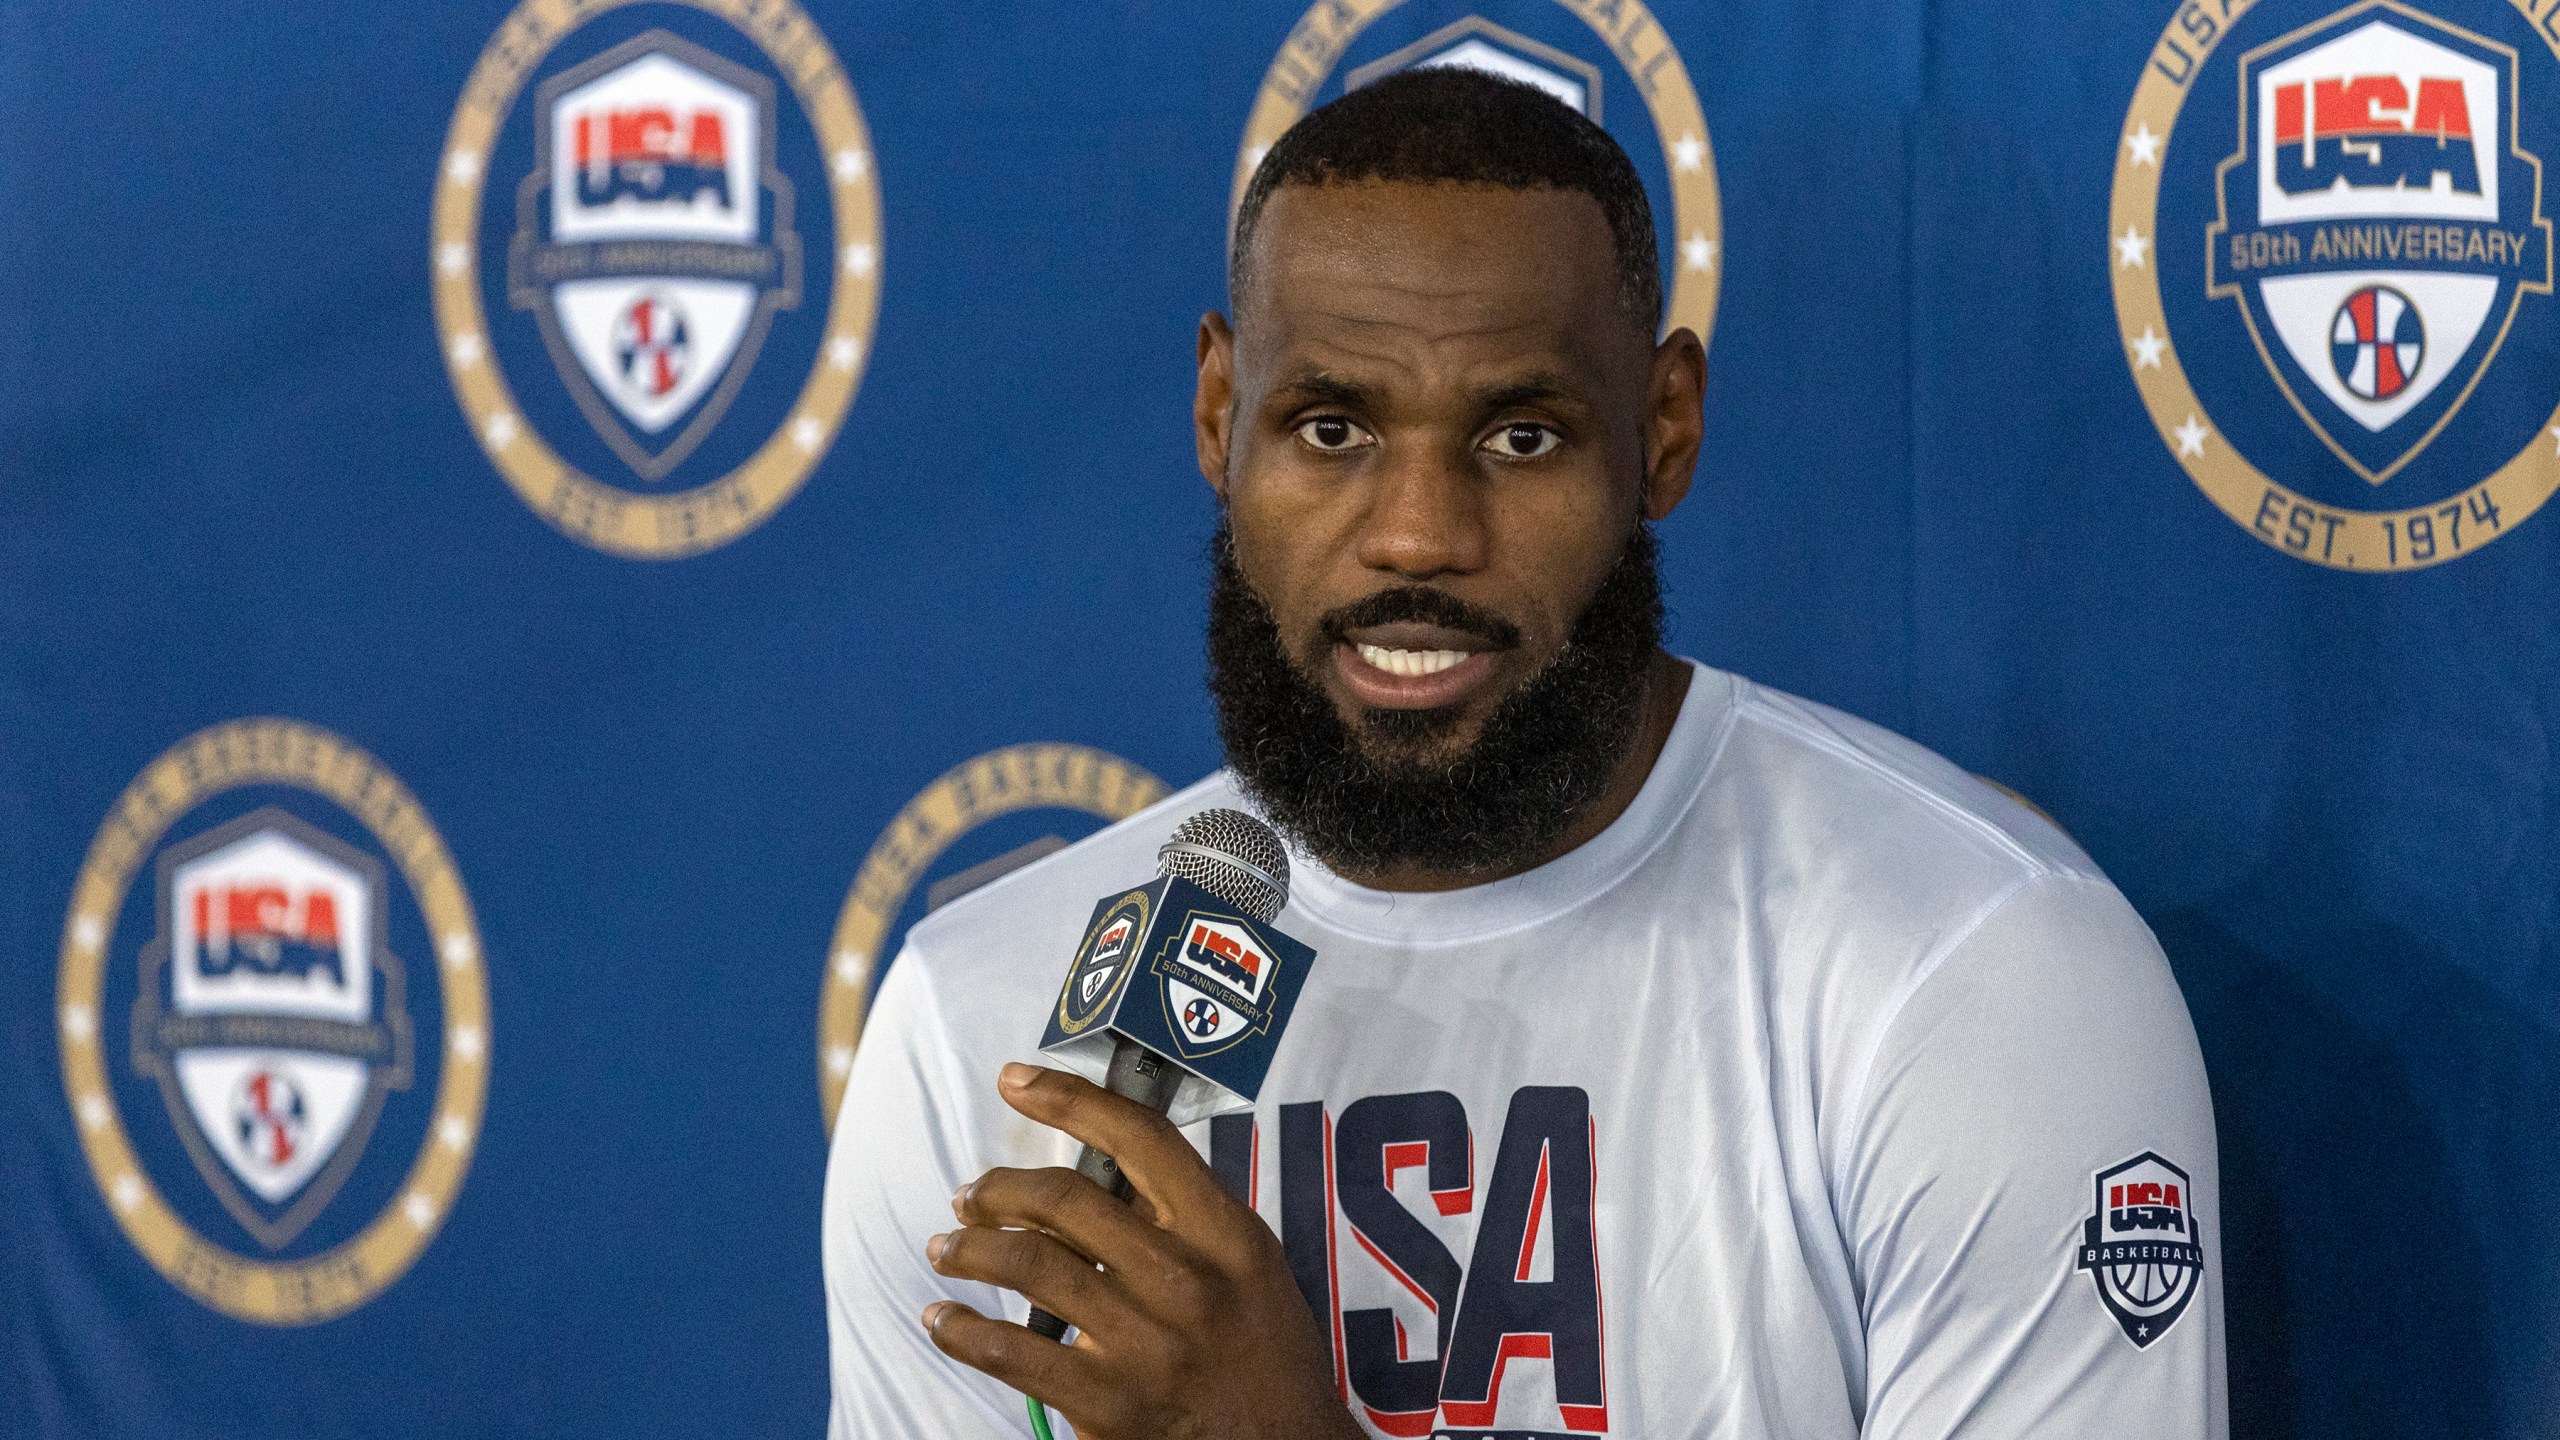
[821,951,1030,1439]
[1841,872,2227,1439]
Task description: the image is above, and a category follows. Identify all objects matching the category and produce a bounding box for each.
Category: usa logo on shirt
[2076,1151,2206,1347]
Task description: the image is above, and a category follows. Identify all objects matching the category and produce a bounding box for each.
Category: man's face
[1202,180,1676,760]
[1195,179,1704,881]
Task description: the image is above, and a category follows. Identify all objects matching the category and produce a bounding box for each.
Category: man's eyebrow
[1476,372,1588,412]
[1266,370,1377,410]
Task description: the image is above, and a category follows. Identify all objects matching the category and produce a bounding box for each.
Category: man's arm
[821,954,1029,1438]
[1843,872,2228,1438]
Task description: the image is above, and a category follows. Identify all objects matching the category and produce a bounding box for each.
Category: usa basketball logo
[2076,1151,2207,1347]
[435,0,881,558]
[56,721,489,1323]
[2117,0,2560,568]
[819,744,1167,1127]
[1243,0,1722,347]
[1155,913,1279,1058]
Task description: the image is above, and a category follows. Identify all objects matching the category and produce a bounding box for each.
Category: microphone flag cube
[1037,874,1317,1125]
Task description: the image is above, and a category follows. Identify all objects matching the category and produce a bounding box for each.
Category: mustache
[1316,586,1524,651]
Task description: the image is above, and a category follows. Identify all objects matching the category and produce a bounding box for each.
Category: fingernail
[923,1301,950,1332]
[999,1062,1039,1090]
[926,1232,948,1264]
[951,1180,974,1211]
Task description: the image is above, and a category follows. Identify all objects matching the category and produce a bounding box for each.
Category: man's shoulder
[1700,668,2099,893]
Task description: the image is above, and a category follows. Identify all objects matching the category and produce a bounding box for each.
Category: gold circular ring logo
[1236,0,1723,345]
[2111,0,2560,569]
[55,720,489,1324]
[818,744,1168,1126]
[433,0,882,559]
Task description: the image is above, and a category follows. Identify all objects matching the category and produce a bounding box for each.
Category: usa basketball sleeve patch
[2076,1151,2207,1348]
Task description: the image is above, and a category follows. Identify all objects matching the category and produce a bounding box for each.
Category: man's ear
[1641,326,1706,522]
[1196,312,1238,499]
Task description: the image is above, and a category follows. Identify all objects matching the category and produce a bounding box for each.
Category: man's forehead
[1238,180,1628,379]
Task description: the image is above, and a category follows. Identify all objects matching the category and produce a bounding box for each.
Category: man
[824,69,2224,1439]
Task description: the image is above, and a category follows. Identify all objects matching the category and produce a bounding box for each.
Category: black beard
[1205,522,1665,880]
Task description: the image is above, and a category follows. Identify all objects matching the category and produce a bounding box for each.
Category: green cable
[1026,1393,1057,1440]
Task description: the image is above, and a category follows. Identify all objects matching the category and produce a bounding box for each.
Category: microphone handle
[1024,1037,1184,1342]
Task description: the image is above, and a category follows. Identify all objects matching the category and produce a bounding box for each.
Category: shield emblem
[1156,915,1276,1059]
[134,809,413,1250]
[2208,3,2552,484]
[509,31,803,481]
[2077,1152,2206,1347]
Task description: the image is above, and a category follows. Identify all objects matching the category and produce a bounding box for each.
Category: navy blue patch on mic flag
[1038,874,1318,1124]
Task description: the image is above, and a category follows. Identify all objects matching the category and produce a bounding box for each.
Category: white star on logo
[451,1024,484,1062]
[1244,145,1271,173]
[833,148,869,183]
[438,1114,472,1151]
[2550,425,2560,455]
[2174,413,2210,457]
[1682,231,1717,273]
[78,1094,109,1131]
[438,241,471,277]
[449,333,485,368]
[2115,225,2151,269]
[2123,125,2162,167]
[72,914,103,953]
[484,413,518,449]
[111,1174,143,1212]
[825,1045,855,1077]
[1670,131,1705,172]
[441,932,476,968]
[2129,326,2167,369]
[446,149,482,184]
[792,415,824,452]
[60,1004,94,1041]
[403,1192,437,1229]
[833,949,868,985]
[828,335,863,372]
[842,242,876,278]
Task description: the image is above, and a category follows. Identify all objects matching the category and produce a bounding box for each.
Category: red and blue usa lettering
[1217,1087,1610,1436]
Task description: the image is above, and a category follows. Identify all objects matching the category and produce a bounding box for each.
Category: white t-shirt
[823,661,2226,1438]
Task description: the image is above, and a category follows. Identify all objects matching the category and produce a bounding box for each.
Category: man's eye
[1484,423,1561,459]
[1295,416,1371,452]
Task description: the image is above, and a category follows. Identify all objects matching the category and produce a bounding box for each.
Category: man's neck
[1350,649,1693,894]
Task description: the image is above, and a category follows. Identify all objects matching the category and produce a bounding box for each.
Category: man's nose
[1352,434,1489,581]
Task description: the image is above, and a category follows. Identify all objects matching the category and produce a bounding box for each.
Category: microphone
[1024,808,1316,1343]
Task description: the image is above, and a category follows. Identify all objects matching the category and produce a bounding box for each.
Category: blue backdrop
[4,0,2555,1435]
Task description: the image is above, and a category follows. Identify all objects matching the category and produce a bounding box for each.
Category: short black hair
[1230,66,1661,331]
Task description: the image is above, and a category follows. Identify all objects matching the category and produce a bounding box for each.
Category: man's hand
[921,1062,1360,1440]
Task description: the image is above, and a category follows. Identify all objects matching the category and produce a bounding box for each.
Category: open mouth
[1333,623,1508,710]
[1352,644,1473,678]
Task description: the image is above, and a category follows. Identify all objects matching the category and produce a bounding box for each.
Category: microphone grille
[1157,808,1291,923]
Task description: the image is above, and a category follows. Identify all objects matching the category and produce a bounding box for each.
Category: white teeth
[1355,644,1470,678]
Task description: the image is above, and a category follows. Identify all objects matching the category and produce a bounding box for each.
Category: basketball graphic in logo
[613,291,694,405]
[2330,284,2425,399]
